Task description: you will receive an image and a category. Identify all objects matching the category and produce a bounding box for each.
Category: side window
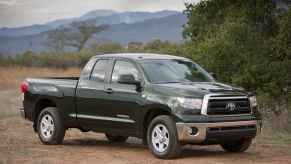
[111,60,139,83]
[80,59,96,80]
[90,59,110,82]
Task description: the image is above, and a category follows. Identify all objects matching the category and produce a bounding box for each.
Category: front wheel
[220,139,252,153]
[147,115,181,159]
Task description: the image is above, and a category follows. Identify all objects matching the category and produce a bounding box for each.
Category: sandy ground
[1,90,291,164]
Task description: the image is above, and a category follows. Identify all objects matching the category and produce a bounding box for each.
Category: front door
[104,59,144,136]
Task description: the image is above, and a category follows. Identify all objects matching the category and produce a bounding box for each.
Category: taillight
[20,81,29,93]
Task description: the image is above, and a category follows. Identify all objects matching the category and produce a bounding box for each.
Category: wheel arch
[33,97,57,131]
[141,105,173,140]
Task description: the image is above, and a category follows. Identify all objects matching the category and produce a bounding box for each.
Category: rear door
[75,58,113,129]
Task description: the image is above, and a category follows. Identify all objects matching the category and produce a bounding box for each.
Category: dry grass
[0,66,81,90]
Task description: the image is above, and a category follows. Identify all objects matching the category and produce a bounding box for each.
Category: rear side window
[111,60,139,83]
[90,59,110,82]
[80,59,96,80]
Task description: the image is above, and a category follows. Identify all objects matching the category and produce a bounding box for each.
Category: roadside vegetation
[0,0,290,134]
[182,0,291,134]
[0,66,80,90]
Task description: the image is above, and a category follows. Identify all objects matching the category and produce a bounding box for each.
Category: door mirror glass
[118,74,141,86]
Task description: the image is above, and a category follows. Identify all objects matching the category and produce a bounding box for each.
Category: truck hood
[151,82,247,98]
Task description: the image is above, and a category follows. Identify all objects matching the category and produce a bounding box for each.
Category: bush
[183,0,290,99]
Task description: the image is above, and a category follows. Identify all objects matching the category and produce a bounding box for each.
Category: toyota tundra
[20,53,261,159]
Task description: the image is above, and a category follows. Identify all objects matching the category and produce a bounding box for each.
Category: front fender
[142,91,185,122]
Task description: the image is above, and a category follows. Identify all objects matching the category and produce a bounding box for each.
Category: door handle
[104,88,113,94]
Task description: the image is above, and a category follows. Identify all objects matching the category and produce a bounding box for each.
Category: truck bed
[26,77,79,83]
[25,77,79,97]
[37,77,79,80]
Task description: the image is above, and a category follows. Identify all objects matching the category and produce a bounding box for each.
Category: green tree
[90,42,123,54]
[270,9,291,97]
[47,22,108,52]
[46,29,67,52]
[182,0,290,98]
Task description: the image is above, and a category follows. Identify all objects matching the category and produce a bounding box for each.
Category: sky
[0,0,198,28]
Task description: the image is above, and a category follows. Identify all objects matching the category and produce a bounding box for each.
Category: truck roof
[93,53,190,61]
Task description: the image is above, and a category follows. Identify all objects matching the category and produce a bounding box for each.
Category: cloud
[0,0,16,6]
[0,0,191,27]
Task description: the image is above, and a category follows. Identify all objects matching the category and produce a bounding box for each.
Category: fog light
[188,127,198,135]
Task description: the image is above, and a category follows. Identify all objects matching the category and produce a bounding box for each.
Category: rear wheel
[221,139,252,153]
[105,134,128,143]
[147,115,181,159]
[37,107,65,145]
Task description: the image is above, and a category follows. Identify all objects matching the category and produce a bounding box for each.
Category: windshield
[140,59,214,83]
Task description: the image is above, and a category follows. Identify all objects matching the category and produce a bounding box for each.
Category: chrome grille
[201,94,251,116]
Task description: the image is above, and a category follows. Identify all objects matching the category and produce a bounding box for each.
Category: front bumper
[176,120,260,144]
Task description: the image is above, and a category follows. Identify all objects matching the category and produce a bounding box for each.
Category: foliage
[46,22,108,52]
[0,40,184,68]
[90,42,123,54]
[46,29,68,52]
[183,0,290,98]
[0,50,93,68]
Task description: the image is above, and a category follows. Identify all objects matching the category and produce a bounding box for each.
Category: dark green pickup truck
[20,53,261,159]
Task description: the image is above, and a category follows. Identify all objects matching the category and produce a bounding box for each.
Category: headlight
[176,97,203,109]
[249,96,257,107]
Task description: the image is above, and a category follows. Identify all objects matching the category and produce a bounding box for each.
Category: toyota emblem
[226,102,236,111]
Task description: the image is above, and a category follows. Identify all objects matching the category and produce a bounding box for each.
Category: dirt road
[1,90,291,164]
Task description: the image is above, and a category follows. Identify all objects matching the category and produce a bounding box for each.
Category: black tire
[105,134,128,143]
[147,115,181,159]
[220,139,252,153]
[37,107,65,145]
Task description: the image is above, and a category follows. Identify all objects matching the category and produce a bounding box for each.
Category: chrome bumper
[176,120,259,143]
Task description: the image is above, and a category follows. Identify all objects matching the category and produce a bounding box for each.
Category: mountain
[83,10,180,26]
[90,14,187,45]
[0,25,52,37]
[0,11,186,55]
[0,33,47,55]
[0,10,179,37]
[45,18,77,29]
[46,9,116,28]
[79,9,116,21]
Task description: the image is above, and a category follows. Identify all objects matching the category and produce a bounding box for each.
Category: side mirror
[118,74,141,86]
[209,72,217,79]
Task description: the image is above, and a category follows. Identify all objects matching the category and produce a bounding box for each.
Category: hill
[0,10,186,54]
